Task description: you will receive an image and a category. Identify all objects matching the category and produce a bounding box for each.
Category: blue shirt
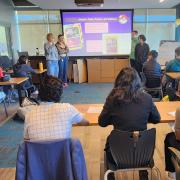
[166,58,180,72]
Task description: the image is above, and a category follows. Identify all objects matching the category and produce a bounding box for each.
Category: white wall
[0,0,19,61]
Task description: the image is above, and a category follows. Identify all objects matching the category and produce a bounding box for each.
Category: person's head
[132,30,138,38]
[175,47,180,59]
[110,67,142,103]
[47,33,54,43]
[138,34,146,44]
[58,34,64,43]
[148,50,158,61]
[39,75,63,103]
[18,55,28,65]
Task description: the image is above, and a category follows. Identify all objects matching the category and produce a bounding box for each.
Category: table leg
[17,85,22,107]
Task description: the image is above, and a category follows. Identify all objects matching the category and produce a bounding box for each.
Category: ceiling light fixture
[160,0,165,3]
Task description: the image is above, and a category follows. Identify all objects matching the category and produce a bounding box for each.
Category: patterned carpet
[0,83,113,168]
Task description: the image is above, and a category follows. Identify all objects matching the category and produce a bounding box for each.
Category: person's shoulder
[138,91,152,101]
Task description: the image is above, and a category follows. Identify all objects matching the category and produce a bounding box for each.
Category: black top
[98,91,160,131]
[135,43,150,64]
[143,60,162,88]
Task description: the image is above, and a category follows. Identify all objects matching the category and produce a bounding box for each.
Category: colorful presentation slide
[61,10,133,56]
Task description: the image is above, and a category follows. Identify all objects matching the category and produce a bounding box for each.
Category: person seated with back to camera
[143,50,162,88]
[13,55,38,96]
[17,75,89,141]
[164,47,180,101]
[166,47,180,73]
[98,67,160,180]
[164,107,180,180]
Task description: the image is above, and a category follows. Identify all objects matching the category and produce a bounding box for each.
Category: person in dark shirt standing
[143,50,162,88]
[135,35,150,74]
[98,67,160,180]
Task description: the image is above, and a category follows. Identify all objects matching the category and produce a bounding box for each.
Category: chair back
[109,128,156,169]
[0,56,12,69]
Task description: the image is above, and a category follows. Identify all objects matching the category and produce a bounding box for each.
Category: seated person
[164,107,180,180]
[166,47,180,72]
[143,50,162,88]
[98,67,160,180]
[13,55,36,96]
[18,75,89,141]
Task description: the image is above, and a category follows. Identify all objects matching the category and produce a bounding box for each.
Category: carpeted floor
[0,83,113,168]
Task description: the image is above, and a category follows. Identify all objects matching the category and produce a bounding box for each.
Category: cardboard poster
[64,23,83,51]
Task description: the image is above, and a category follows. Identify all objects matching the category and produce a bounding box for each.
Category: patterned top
[19,103,83,141]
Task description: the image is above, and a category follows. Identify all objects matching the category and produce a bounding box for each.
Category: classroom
[0,0,180,180]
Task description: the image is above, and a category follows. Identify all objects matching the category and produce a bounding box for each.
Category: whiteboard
[158,41,180,66]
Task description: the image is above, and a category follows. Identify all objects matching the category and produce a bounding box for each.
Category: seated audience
[13,55,36,96]
[164,107,180,180]
[18,75,89,141]
[143,50,162,88]
[98,67,160,180]
[166,47,180,72]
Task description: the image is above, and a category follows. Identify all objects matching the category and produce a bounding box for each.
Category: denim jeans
[58,56,68,83]
[47,60,59,77]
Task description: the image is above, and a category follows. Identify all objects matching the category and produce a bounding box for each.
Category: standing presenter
[56,34,69,87]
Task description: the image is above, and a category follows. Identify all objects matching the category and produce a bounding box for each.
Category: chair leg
[104,170,113,180]
[3,100,8,117]
[153,167,161,180]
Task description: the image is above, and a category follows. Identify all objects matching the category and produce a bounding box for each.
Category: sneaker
[63,83,68,88]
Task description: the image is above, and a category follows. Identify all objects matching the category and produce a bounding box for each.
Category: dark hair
[138,34,146,42]
[175,47,180,56]
[148,50,158,59]
[58,34,64,39]
[110,67,142,103]
[39,76,63,102]
[18,55,28,65]
[133,30,138,34]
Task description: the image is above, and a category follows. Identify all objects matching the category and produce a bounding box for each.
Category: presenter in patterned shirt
[18,76,89,141]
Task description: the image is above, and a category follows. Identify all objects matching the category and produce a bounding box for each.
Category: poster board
[158,41,180,65]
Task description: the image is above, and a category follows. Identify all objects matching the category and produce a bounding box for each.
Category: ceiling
[12,0,36,7]
[27,0,180,9]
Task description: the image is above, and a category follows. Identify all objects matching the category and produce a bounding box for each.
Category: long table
[0,77,28,106]
[166,72,180,80]
[74,102,180,125]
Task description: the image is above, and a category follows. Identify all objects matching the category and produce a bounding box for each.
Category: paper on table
[87,106,103,113]
[168,111,176,117]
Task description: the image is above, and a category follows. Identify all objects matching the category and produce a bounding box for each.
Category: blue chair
[0,90,8,117]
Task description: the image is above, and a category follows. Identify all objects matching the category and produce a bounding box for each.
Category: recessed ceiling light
[160,0,165,3]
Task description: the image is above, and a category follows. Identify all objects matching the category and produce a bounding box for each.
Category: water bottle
[36,48,40,56]
[39,62,43,71]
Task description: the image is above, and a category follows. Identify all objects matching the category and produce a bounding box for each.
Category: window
[0,25,9,56]
[134,9,176,51]
[16,10,62,55]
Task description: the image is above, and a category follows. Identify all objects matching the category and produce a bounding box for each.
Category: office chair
[140,72,163,100]
[104,128,161,180]
[169,147,180,180]
[0,89,8,117]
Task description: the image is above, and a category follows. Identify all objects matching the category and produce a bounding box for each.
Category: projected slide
[61,11,132,56]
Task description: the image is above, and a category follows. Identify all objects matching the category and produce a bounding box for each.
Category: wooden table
[34,69,47,74]
[0,77,28,106]
[166,72,180,80]
[74,102,180,125]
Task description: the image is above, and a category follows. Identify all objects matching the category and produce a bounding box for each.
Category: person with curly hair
[18,75,89,141]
